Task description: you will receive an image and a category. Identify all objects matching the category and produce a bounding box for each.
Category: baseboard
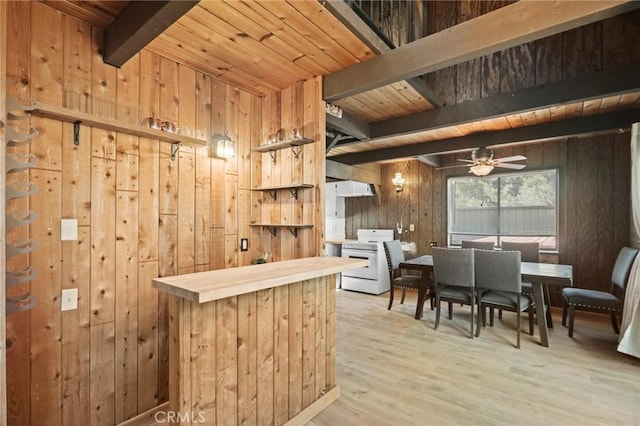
[284,386,341,426]
[117,401,169,426]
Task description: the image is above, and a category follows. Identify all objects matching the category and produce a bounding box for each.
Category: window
[447,169,558,250]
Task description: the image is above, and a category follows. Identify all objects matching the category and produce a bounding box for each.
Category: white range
[340,229,394,295]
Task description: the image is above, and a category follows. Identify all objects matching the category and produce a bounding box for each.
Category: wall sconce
[392,172,405,192]
[210,131,235,158]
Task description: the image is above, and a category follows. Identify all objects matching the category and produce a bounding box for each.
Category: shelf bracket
[289,188,299,200]
[73,121,81,146]
[269,150,277,164]
[291,145,302,159]
[268,190,277,200]
[267,226,277,237]
[171,142,180,161]
[288,227,298,238]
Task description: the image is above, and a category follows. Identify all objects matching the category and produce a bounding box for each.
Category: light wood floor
[307,289,640,426]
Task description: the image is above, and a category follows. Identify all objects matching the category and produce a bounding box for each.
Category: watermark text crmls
[154,410,207,424]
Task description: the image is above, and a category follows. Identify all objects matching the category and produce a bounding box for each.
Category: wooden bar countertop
[152,256,368,304]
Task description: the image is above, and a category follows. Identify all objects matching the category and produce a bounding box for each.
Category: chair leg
[400,288,407,304]
[610,312,620,334]
[489,308,495,326]
[475,303,482,337]
[469,298,474,339]
[447,302,453,320]
[435,293,441,330]
[498,309,503,320]
[388,287,395,310]
[568,305,575,337]
[562,301,567,326]
[516,310,521,349]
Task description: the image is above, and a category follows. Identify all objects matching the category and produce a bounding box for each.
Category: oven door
[341,248,377,280]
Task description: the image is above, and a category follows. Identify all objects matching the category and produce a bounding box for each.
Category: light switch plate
[409,223,415,232]
[240,238,249,252]
[61,288,78,311]
[61,219,78,241]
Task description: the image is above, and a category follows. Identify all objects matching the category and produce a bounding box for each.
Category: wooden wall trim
[0,0,7,423]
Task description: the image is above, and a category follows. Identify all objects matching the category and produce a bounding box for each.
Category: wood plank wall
[346,137,631,295]
[4,2,324,424]
[346,0,639,304]
[1,1,8,424]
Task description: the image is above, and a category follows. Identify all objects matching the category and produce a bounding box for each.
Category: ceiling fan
[436,147,527,176]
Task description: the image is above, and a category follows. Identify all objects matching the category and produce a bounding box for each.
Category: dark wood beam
[367,65,640,140]
[323,0,640,101]
[323,0,442,107]
[326,111,370,140]
[104,0,198,67]
[329,109,640,165]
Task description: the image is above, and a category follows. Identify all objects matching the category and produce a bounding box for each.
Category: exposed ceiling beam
[366,65,640,141]
[329,109,640,165]
[323,0,640,101]
[323,0,442,107]
[326,111,370,140]
[104,0,198,67]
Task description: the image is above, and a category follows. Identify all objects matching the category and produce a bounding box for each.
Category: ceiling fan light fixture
[470,164,494,177]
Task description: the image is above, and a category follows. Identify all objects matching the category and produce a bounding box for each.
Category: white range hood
[335,180,373,197]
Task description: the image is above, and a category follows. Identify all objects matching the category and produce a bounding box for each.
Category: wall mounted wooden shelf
[250,223,313,237]
[29,101,207,147]
[252,183,314,200]
[253,137,313,163]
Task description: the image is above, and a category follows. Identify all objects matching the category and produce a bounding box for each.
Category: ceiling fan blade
[495,163,526,169]
[457,159,474,163]
[493,155,526,163]
[436,164,471,171]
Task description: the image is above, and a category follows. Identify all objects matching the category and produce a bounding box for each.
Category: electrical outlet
[240,238,249,252]
[430,241,437,247]
[61,219,78,241]
[61,288,78,311]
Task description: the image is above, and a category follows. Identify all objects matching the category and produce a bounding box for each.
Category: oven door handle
[347,255,369,262]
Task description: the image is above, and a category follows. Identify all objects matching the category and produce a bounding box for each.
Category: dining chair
[562,246,639,337]
[498,241,541,328]
[432,247,476,338]
[475,249,534,348]
[383,240,430,312]
[461,240,495,250]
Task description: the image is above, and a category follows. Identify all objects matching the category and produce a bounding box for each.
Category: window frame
[446,168,560,250]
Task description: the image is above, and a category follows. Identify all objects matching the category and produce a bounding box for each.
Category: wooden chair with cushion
[383,240,430,312]
[432,247,477,338]
[461,240,495,250]
[475,249,534,348]
[562,246,639,337]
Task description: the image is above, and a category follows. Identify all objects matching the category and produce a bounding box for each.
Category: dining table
[400,255,573,347]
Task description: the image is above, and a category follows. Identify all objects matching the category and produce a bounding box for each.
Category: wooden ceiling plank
[170,17,306,87]
[40,0,126,27]
[286,0,374,62]
[183,7,315,83]
[103,0,198,67]
[223,0,345,72]
[368,65,640,140]
[329,109,640,165]
[324,0,640,101]
[256,0,363,68]
[146,36,280,95]
[599,94,622,113]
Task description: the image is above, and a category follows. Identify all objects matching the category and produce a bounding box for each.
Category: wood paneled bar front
[152,256,367,425]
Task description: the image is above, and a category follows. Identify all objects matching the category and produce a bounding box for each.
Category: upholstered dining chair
[432,247,476,338]
[562,246,639,337]
[461,240,495,250]
[475,249,534,348]
[498,241,541,328]
[383,240,429,312]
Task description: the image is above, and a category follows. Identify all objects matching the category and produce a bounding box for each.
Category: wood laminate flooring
[307,289,640,426]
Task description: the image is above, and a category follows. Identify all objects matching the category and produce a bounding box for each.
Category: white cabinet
[325,182,345,218]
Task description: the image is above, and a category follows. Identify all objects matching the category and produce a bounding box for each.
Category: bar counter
[153,256,368,425]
